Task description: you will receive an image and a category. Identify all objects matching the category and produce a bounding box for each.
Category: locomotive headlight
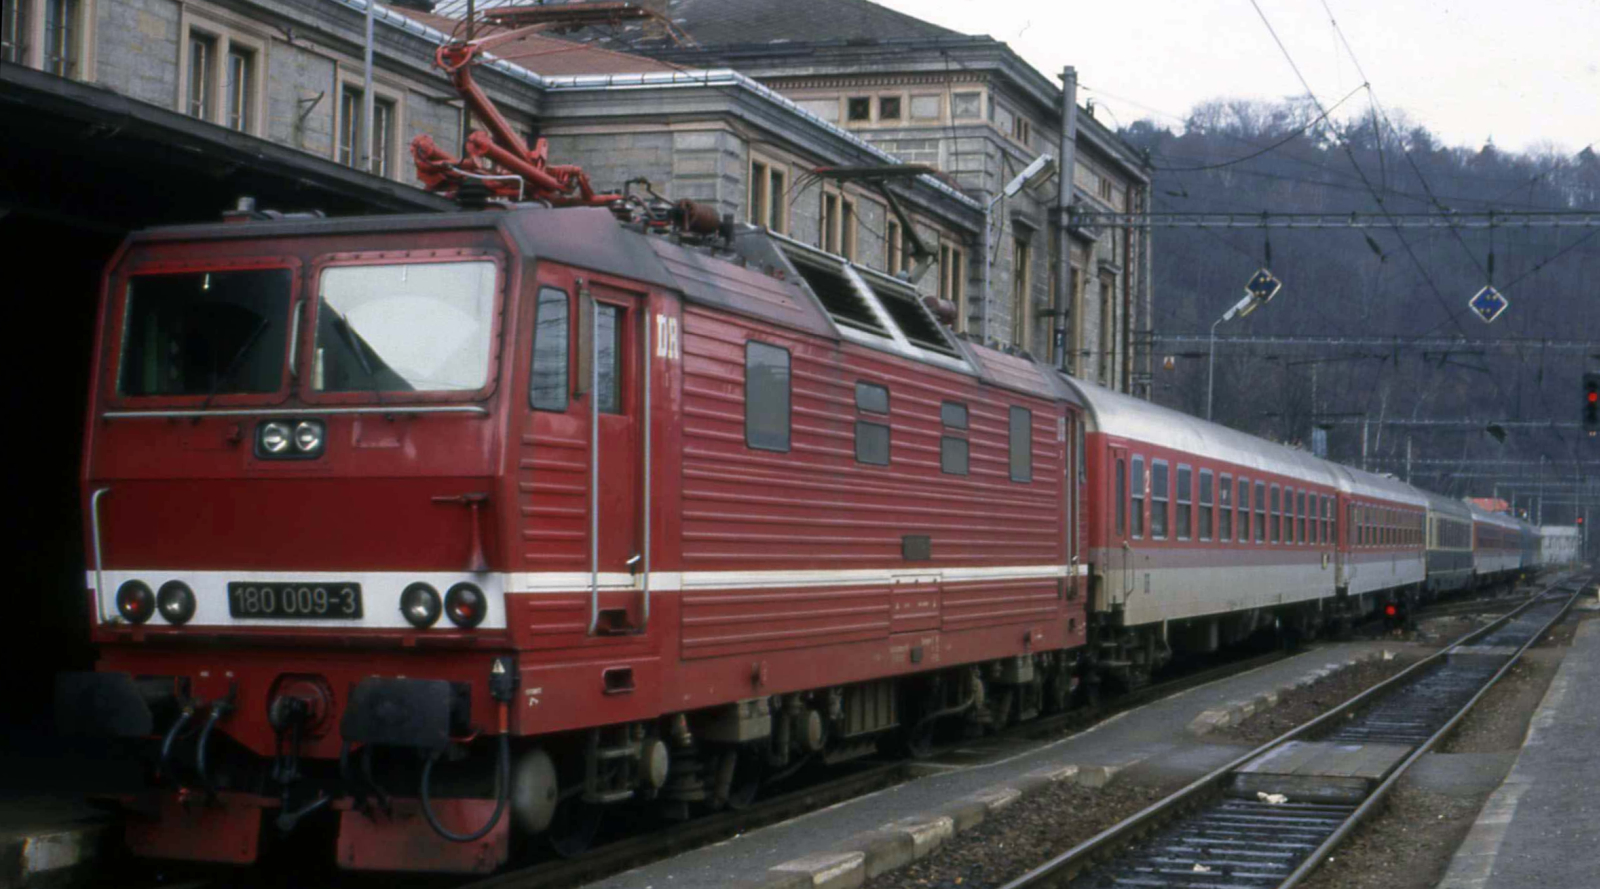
[293,420,324,454]
[157,581,196,625]
[116,580,155,624]
[259,422,292,454]
[400,583,442,629]
[445,583,488,629]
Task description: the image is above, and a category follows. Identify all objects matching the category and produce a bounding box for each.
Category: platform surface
[584,642,1401,889]
[1438,615,1600,889]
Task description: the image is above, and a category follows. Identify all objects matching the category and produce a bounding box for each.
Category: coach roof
[1063,377,1336,485]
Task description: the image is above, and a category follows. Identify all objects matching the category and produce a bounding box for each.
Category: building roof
[644,0,959,45]
[394,6,677,75]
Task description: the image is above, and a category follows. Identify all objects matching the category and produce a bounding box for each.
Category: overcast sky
[874,0,1599,155]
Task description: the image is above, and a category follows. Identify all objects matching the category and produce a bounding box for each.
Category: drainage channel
[1001,574,1588,889]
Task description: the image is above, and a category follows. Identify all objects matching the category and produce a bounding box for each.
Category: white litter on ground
[1257,792,1290,805]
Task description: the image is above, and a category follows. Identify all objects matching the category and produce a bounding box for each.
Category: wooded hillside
[1118,98,1598,515]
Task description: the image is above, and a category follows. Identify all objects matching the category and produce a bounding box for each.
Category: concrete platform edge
[752,762,1129,889]
[1188,649,1394,735]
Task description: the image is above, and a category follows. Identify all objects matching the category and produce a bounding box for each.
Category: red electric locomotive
[64,195,1090,871]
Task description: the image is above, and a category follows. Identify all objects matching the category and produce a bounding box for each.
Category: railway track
[995,571,1588,889]
[453,647,1300,889]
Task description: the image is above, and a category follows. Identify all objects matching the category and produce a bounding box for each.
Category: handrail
[640,307,652,633]
[89,487,111,619]
[103,405,490,419]
[587,293,601,636]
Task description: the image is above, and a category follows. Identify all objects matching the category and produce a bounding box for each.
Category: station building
[0,0,1155,719]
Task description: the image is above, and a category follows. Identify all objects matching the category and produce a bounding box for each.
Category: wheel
[905,719,938,759]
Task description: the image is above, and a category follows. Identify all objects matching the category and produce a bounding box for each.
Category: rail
[998,571,1586,889]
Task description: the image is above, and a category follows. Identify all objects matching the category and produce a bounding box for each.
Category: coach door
[1107,446,1133,610]
[528,276,649,636]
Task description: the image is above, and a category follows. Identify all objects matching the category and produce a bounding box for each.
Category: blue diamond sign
[1246,268,1282,303]
[1469,285,1508,323]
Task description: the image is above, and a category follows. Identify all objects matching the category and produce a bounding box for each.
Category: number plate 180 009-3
[227,582,363,619]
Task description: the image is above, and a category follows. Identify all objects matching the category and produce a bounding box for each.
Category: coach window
[854,382,891,465]
[1238,478,1250,542]
[1284,488,1295,543]
[1131,456,1146,539]
[745,341,791,451]
[1321,497,1331,544]
[1254,481,1266,543]
[1175,465,1193,540]
[1270,485,1281,544]
[1199,469,1214,541]
[940,401,969,475]
[1218,474,1233,540]
[1115,458,1127,536]
[1297,491,1307,544]
[530,286,569,411]
[1150,459,1169,539]
[1009,407,1032,482]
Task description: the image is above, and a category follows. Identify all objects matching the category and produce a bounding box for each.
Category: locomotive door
[527,276,648,635]
[1108,446,1133,609]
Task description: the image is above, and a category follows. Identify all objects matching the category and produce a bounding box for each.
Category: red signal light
[1589,391,1599,404]
[1384,604,1398,617]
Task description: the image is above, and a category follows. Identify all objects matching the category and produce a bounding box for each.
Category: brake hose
[419,733,511,843]
[158,707,195,782]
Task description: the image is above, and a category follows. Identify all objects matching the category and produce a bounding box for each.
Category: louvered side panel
[940,578,1061,630]
[679,308,1065,571]
[518,422,590,570]
[679,585,892,660]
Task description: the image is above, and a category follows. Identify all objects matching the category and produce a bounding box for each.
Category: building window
[188,33,217,119]
[225,46,256,132]
[841,198,856,261]
[1175,465,1192,540]
[766,166,787,232]
[887,220,903,276]
[1008,406,1032,483]
[1199,469,1214,541]
[338,86,397,177]
[749,160,769,227]
[878,96,902,121]
[745,341,791,452]
[823,193,857,260]
[530,287,569,411]
[42,0,79,78]
[939,244,966,333]
[1131,456,1145,539]
[1012,115,1031,146]
[847,96,871,122]
[1011,238,1031,348]
[1098,175,1113,202]
[910,94,940,121]
[952,91,982,120]
[2,1,28,64]
[1150,459,1169,539]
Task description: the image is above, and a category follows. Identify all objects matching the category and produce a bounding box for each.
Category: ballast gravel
[861,776,1184,889]
[1206,653,1418,746]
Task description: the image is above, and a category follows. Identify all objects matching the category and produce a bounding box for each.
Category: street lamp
[1207,269,1282,421]
[981,154,1056,343]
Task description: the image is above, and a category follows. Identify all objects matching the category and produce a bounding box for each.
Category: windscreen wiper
[329,306,384,403]
[199,317,269,411]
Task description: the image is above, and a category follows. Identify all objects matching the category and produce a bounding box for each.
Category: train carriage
[1423,492,1475,598]
[1330,465,1428,615]
[1070,378,1342,677]
[1470,503,1524,584]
